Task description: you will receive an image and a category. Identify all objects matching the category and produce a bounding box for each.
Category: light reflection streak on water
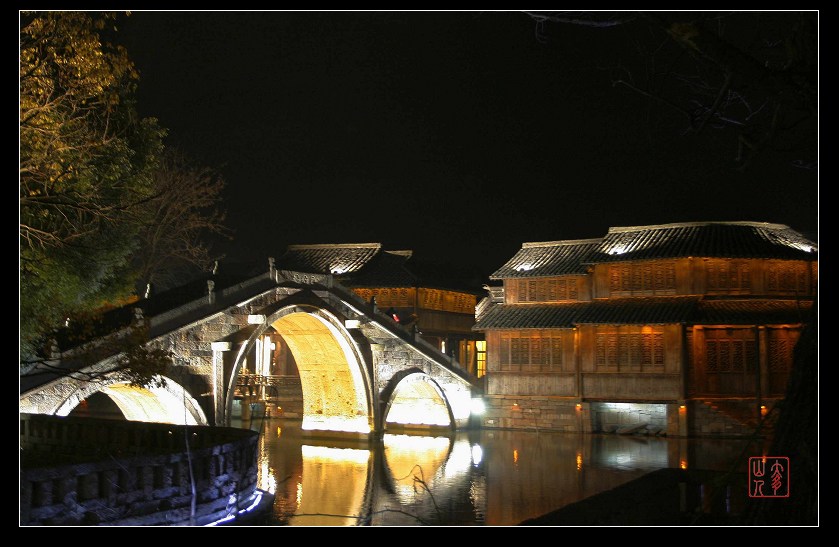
[383,434,450,505]
[291,445,371,526]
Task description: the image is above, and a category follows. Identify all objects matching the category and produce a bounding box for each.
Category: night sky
[116,11,818,278]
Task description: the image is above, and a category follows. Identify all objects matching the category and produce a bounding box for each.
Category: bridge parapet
[20,414,266,526]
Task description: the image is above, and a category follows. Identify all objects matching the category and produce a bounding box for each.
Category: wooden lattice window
[516,277,580,302]
[767,261,810,295]
[768,335,796,394]
[595,328,664,371]
[706,260,751,293]
[706,339,756,373]
[498,331,566,371]
[609,262,675,296]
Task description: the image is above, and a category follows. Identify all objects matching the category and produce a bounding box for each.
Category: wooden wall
[591,258,817,298]
[504,275,590,304]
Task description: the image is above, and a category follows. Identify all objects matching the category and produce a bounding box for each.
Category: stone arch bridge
[20,264,481,438]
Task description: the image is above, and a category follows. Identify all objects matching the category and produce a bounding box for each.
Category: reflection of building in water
[475,222,817,437]
[258,423,761,526]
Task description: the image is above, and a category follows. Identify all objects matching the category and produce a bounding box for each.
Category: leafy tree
[20,11,165,359]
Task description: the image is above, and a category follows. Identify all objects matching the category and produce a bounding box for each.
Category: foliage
[20,12,230,388]
[20,11,165,358]
[23,317,172,389]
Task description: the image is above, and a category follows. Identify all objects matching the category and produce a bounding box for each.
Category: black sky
[116,11,818,278]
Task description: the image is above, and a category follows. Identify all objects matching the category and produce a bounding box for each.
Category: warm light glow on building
[475,340,487,378]
[576,452,583,471]
[680,460,688,470]
[513,449,519,464]
[760,405,768,417]
[575,403,582,411]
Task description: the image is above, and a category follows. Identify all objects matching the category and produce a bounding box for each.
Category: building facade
[474,222,817,437]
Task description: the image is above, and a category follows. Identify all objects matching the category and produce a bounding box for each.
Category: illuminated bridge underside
[273,312,371,434]
[386,374,452,429]
[29,374,208,426]
[100,383,200,425]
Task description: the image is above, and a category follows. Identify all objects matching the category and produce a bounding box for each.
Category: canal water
[238,418,765,526]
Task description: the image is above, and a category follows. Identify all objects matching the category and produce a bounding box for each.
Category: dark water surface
[241,419,763,526]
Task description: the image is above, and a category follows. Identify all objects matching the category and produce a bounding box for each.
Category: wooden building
[474,222,817,437]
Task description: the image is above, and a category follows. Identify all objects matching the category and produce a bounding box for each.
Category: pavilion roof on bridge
[277,243,383,275]
[276,243,483,293]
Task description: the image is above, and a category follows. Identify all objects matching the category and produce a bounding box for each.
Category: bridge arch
[382,371,455,431]
[54,375,208,425]
[226,305,374,435]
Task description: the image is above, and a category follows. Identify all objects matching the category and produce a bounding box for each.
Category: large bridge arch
[51,374,208,425]
[226,304,375,435]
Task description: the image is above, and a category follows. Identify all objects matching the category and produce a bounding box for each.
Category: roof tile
[490,239,601,279]
[589,222,817,263]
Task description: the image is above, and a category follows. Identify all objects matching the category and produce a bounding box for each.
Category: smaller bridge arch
[382,371,456,432]
[53,375,208,425]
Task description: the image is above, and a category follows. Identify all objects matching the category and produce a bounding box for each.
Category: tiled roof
[694,299,814,325]
[275,243,381,275]
[275,243,483,293]
[348,251,417,287]
[474,296,815,330]
[490,239,601,279]
[587,222,817,263]
[575,297,700,325]
[473,303,588,329]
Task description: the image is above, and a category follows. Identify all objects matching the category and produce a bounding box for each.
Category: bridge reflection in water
[247,420,762,526]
